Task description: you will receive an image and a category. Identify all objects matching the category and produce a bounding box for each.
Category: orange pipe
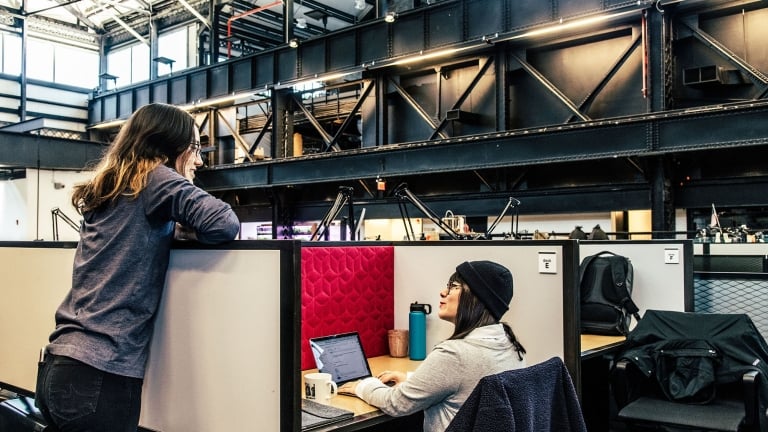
[227,0,284,58]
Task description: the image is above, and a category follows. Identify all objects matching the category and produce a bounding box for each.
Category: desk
[580,334,627,432]
[301,339,627,432]
[301,356,423,431]
[581,334,626,359]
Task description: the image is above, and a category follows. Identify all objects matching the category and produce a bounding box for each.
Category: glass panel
[25,38,54,81]
[131,44,149,83]
[107,47,130,88]
[2,33,21,76]
[55,44,98,88]
[157,27,187,75]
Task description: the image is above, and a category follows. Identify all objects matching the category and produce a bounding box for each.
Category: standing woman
[35,103,241,432]
[339,260,527,431]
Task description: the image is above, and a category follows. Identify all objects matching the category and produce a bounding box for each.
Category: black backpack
[579,251,641,335]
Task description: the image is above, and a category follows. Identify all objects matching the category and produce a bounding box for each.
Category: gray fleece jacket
[47,165,240,379]
[356,324,526,432]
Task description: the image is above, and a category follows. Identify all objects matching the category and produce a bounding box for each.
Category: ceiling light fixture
[295,17,307,28]
[289,38,300,48]
[384,11,396,23]
[354,0,366,10]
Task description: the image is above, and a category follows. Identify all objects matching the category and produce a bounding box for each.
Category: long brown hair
[447,272,526,361]
[72,103,196,213]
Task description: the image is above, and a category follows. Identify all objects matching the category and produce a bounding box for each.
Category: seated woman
[339,260,527,431]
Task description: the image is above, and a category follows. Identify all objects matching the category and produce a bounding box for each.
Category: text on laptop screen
[309,333,372,384]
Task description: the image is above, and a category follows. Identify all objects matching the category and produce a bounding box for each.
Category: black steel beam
[0,131,106,170]
[197,101,768,191]
[91,0,649,124]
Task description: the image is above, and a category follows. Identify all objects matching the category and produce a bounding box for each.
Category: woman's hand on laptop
[376,371,406,386]
[338,381,360,396]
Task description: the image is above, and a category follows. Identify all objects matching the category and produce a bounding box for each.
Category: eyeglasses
[189,142,202,158]
[444,282,463,295]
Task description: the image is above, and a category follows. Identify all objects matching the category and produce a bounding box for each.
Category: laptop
[308,332,374,386]
[300,398,354,431]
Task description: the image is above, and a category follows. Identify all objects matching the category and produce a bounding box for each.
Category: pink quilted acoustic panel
[301,246,395,370]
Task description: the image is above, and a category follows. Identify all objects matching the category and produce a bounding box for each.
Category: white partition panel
[140,248,283,432]
[0,243,295,432]
[579,241,692,316]
[393,243,568,367]
[0,245,75,392]
[694,243,768,255]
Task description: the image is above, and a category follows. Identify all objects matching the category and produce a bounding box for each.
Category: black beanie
[455,260,513,321]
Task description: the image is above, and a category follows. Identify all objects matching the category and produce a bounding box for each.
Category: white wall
[494,212,612,239]
[0,169,92,241]
[394,243,568,367]
[0,178,28,240]
[579,241,691,320]
[364,218,425,241]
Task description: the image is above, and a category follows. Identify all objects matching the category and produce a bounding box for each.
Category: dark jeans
[35,354,143,432]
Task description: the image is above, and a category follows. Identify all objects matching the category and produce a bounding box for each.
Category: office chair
[445,357,587,432]
[611,310,768,432]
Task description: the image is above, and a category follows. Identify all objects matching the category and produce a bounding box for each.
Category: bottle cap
[410,302,432,314]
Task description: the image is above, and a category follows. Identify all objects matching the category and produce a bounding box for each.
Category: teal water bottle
[409,302,432,360]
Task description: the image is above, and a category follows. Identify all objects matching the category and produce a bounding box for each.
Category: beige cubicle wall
[0,241,301,432]
[392,241,580,380]
[579,240,694,317]
[139,246,295,432]
[0,243,75,392]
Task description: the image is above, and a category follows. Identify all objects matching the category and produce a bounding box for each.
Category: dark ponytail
[501,322,526,361]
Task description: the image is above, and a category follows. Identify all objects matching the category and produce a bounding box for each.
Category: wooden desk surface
[302,356,423,416]
[580,334,626,358]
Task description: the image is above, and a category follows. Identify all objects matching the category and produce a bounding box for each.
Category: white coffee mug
[304,372,338,404]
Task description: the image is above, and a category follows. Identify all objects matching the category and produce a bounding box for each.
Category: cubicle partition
[579,240,694,318]
[298,240,580,391]
[0,242,76,394]
[139,241,301,432]
[0,240,302,432]
[693,242,768,338]
[1,239,694,432]
[300,244,394,370]
[392,241,580,379]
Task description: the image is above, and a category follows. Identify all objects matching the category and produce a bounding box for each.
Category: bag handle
[606,255,641,321]
[578,250,617,286]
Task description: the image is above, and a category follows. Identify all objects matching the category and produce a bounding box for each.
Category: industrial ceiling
[1,0,378,53]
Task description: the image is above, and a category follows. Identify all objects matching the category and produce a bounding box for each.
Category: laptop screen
[308,332,373,385]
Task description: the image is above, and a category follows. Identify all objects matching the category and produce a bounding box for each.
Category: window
[157,27,189,75]
[25,38,54,82]
[23,36,98,88]
[132,44,149,83]
[106,43,149,87]
[55,44,98,88]
[1,33,21,76]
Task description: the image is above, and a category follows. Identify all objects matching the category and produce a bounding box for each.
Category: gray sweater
[356,324,526,432]
[47,165,240,378]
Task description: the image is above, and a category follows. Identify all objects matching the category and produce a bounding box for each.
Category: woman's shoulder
[146,165,195,191]
[433,337,474,355]
[148,164,181,181]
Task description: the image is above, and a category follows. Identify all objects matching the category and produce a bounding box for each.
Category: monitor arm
[393,183,463,240]
[310,186,357,241]
[486,196,521,239]
[51,207,81,241]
